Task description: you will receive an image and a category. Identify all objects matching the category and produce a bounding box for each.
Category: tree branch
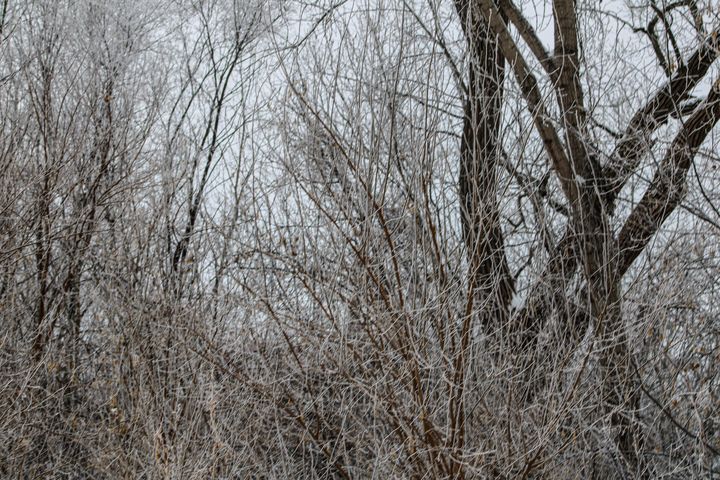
[475,0,578,205]
[618,79,720,275]
[603,28,720,209]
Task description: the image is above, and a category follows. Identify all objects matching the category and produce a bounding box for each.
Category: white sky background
[241,0,720,304]
[18,0,719,312]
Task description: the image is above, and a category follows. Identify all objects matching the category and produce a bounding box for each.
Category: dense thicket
[1,0,719,478]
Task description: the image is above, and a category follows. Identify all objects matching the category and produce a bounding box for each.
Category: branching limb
[618,80,720,275]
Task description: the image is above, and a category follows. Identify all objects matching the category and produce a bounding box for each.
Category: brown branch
[553,0,596,180]
[603,27,720,209]
[618,80,720,275]
[497,0,557,80]
[475,0,578,204]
